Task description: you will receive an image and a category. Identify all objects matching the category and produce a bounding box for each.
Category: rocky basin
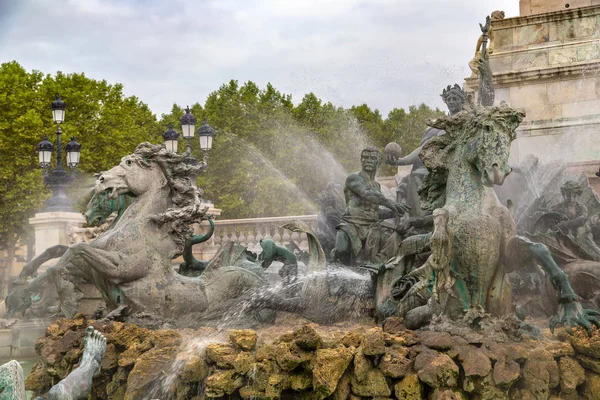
[25,314,600,399]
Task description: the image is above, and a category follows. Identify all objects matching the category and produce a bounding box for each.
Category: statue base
[25,314,600,399]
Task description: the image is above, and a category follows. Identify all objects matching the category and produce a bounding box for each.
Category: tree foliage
[0,61,446,253]
[0,61,160,253]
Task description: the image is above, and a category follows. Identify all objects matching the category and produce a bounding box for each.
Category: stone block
[548,78,597,104]
[490,55,512,74]
[577,43,600,62]
[0,329,12,347]
[516,23,550,46]
[562,99,600,119]
[549,46,578,65]
[527,105,563,122]
[512,50,549,71]
[494,88,510,105]
[576,15,598,38]
[493,28,513,51]
[509,84,548,108]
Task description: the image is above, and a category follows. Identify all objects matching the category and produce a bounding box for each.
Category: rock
[340,331,363,348]
[178,353,207,382]
[393,374,422,400]
[118,340,152,367]
[521,359,554,399]
[101,343,118,370]
[577,354,600,373]
[418,331,453,351]
[148,329,182,348]
[230,329,257,351]
[568,329,600,359]
[239,386,266,400]
[256,343,275,361]
[414,350,459,388]
[105,322,150,348]
[362,327,386,356]
[332,372,351,400]
[125,346,178,400]
[492,354,520,387]
[247,362,270,391]
[24,362,51,393]
[353,347,371,383]
[265,373,290,399]
[233,351,255,375]
[456,345,491,378]
[350,368,391,397]
[290,370,313,391]
[382,317,404,334]
[275,341,313,371]
[294,325,323,351]
[312,346,353,399]
[45,314,87,337]
[379,347,412,378]
[205,343,237,368]
[431,388,467,400]
[546,341,575,358]
[581,372,600,400]
[558,356,585,394]
[205,370,244,397]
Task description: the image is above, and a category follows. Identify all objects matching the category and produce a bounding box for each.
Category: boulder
[178,353,207,383]
[231,351,253,375]
[456,345,491,378]
[558,356,585,395]
[294,325,323,351]
[361,327,386,356]
[414,350,459,388]
[205,343,237,368]
[379,347,412,378]
[125,346,178,400]
[350,368,391,397]
[581,372,600,400]
[393,374,422,400]
[205,370,244,398]
[568,329,600,359]
[577,354,600,373]
[312,346,353,399]
[275,341,313,371]
[492,354,520,387]
[418,331,453,351]
[431,388,467,400]
[290,370,313,391]
[230,329,258,351]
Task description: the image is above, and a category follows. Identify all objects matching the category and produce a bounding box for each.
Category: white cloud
[0,0,520,117]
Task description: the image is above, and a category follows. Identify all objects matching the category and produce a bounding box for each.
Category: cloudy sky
[0,0,519,117]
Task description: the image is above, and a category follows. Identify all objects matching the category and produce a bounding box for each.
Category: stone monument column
[29,211,85,259]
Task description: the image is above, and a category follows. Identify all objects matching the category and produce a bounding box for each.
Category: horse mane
[417,103,525,211]
[132,142,209,256]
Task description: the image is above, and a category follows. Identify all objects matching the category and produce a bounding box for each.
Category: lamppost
[162,106,215,166]
[36,95,82,212]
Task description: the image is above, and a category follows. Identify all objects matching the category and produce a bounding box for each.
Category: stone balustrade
[192,215,319,260]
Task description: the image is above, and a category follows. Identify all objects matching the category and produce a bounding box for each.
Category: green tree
[0,61,160,262]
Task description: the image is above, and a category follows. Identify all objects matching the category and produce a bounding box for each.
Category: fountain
[2,10,600,400]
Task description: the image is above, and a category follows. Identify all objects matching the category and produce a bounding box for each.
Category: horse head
[95,152,168,200]
[427,103,525,187]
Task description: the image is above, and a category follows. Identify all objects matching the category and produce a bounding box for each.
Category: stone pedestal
[465,5,600,167]
[29,211,85,258]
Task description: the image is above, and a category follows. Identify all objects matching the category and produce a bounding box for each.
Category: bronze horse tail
[179,219,215,276]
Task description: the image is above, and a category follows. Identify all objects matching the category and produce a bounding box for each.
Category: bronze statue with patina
[332,147,410,265]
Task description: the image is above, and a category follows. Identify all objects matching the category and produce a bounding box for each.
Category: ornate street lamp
[197,118,215,163]
[162,124,179,153]
[36,95,81,212]
[65,137,82,168]
[160,106,215,166]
